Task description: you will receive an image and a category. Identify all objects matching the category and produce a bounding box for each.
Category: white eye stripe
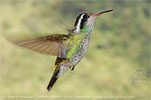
[74,14,85,33]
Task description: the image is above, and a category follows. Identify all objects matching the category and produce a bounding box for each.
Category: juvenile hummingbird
[15,9,113,91]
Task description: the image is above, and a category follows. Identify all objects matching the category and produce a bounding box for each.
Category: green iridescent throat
[66,26,91,59]
[81,26,91,33]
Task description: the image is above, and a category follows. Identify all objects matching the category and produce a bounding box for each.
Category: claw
[71,66,75,71]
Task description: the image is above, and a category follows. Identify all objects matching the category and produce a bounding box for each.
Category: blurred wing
[16,34,69,58]
[57,21,73,32]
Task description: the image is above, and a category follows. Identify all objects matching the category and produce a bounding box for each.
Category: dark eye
[83,14,89,19]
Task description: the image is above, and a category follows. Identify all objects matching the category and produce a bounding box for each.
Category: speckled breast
[69,36,90,66]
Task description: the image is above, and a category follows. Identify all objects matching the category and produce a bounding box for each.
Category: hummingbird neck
[81,26,93,33]
[73,25,92,34]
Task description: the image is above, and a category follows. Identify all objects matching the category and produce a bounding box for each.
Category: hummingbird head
[74,9,113,33]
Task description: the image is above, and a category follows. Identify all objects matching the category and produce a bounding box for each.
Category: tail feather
[47,66,60,91]
[47,63,69,91]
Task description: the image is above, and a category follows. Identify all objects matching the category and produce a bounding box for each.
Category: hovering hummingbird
[15,9,113,91]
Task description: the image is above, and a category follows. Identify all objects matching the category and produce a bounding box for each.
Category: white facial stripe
[75,14,84,33]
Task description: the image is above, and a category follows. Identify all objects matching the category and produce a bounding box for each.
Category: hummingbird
[15,9,113,91]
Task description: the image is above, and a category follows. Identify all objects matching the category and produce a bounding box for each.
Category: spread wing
[15,34,69,58]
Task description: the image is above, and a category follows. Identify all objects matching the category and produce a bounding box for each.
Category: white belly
[69,37,90,66]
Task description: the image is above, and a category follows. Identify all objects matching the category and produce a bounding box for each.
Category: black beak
[92,9,113,16]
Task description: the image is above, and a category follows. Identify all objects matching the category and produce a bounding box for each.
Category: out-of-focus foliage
[0,0,150,98]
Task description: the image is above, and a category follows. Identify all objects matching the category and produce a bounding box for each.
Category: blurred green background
[0,0,150,98]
